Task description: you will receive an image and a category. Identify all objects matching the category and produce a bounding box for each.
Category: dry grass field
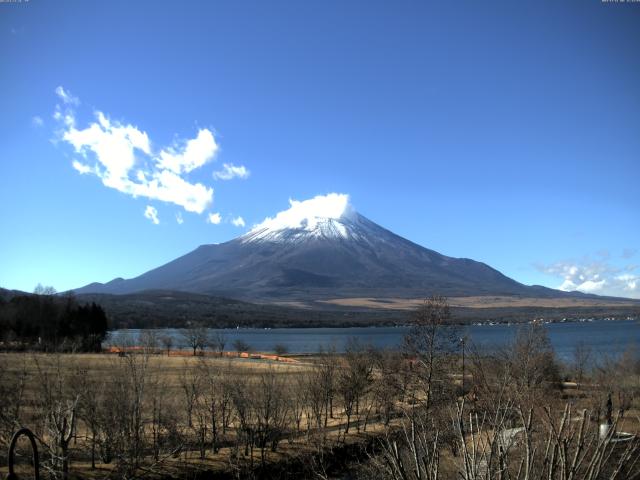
[318,295,640,310]
[1,317,639,480]
[0,350,390,479]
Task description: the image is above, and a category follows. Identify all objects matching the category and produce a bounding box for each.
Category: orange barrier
[103,346,299,363]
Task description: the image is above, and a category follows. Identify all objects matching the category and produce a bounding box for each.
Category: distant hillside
[74,290,402,328]
[0,287,27,301]
[3,286,637,330]
[74,290,640,329]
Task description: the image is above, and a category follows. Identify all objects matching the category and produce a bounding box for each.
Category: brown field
[317,295,640,310]
[0,351,383,479]
[1,329,639,480]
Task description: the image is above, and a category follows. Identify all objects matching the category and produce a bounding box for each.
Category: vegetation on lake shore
[0,286,108,352]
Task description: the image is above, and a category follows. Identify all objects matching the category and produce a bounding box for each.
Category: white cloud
[55,86,79,106]
[32,116,43,127]
[538,257,640,299]
[176,212,184,225]
[232,216,245,227]
[558,278,606,293]
[144,205,159,225]
[55,88,217,215]
[213,163,250,180]
[157,129,218,174]
[616,274,638,293]
[64,112,151,181]
[124,168,214,214]
[72,160,92,175]
[53,104,75,128]
[252,193,352,232]
[207,212,222,225]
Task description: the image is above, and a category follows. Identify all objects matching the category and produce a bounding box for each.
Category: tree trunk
[91,430,96,469]
[211,403,218,453]
[61,441,69,480]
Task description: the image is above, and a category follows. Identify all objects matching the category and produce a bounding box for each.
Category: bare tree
[34,283,57,295]
[273,343,288,356]
[209,331,226,356]
[405,296,458,411]
[198,358,225,454]
[74,366,102,470]
[148,373,166,462]
[180,361,202,429]
[573,340,592,385]
[229,374,256,464]
[160,334,173,356]
[95,374,120,464]
[455,401,640,480]
[616,344,639,417]
[253,367,291,466]
[233,339,252,355]
[290,372,308,434]
[0,359,28,450]
[193,386,209,460]
[181,325,209,356]
[47,397,78,480]
[108,352,151,475]
[318,346,338,425]
[337,338,373,434]
[139,329,159,354]
[373,350,403,426]
[505,323,561,408]
[306,366,327,431]
[33,355,77,480]
[376,412,441,480]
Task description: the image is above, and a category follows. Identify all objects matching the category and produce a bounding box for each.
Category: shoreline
[106,315,639,333]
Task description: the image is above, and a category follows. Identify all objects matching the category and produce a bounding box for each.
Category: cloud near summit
[251,193,353,232]
[54,86,248,217]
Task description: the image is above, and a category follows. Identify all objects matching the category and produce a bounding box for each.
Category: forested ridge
[0,287,108,351]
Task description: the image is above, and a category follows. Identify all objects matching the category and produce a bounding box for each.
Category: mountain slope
[73,194,585,301]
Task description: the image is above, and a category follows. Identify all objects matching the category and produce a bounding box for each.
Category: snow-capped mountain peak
[241,193,362,243]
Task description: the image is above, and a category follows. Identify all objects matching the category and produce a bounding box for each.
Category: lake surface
[107,319,639,361]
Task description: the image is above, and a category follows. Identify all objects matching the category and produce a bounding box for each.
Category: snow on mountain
[241,193,357,243]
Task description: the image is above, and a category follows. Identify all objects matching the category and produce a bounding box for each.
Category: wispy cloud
[144,205,159,225]
[54,86,218,215]
[232,216,245,227]
[176,212,184,225]
[213,163,250,180]
[55,86,80,106]
[537,254,639,298]
[72,160,93,175]
[53,102,75,128]
[32,116,43,127]
[207,212,222,225]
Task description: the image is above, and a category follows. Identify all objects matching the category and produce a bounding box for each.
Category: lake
[107,319,640,362]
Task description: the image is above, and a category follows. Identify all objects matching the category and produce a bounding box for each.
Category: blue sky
[0,0,638,297]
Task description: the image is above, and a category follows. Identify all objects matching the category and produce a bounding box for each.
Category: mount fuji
[74,194,577,302]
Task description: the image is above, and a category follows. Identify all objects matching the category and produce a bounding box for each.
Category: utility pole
[459,335,467,438]
[460,336,466,394]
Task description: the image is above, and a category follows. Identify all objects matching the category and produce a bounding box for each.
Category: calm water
[107,319,639,361]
